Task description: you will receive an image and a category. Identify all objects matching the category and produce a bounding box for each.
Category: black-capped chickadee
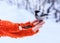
[35,10,48,22]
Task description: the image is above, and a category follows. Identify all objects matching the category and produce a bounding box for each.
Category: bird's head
[35,10,40,14]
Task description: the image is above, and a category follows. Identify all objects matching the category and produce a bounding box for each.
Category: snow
[0,1,60,43]
[0,1,35,23]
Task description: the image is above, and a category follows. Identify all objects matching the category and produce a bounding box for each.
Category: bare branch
[47,0,55,13]
[53,7,60,13]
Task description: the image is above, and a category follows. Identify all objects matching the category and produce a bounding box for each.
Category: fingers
[33,21,39,26]
[32,20,39,26]
[32,20,38,23]
[32,21,45,32]
[39,21,45,25]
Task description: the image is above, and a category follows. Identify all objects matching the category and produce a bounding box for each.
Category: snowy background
[0,0,60,43]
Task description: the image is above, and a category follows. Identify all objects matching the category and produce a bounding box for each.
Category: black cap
[35,10,40,13]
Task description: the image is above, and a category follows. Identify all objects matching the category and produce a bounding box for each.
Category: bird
[35,10,48,22]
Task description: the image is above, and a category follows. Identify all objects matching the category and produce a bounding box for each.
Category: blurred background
[0,0,60,43]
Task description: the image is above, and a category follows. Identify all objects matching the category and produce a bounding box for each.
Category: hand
[32,20,45,32]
